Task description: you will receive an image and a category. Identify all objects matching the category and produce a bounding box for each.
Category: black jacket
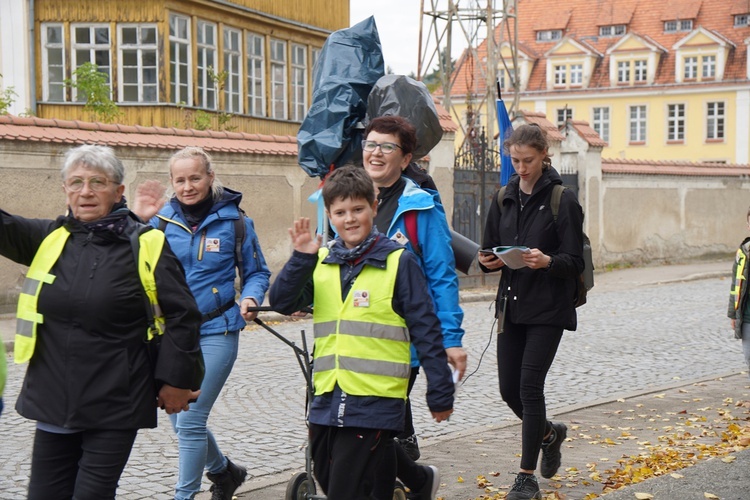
[269,235,453,431]
[0,210,204,430]
[480,168,584,330]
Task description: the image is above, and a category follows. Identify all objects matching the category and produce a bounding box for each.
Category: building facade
[448,0,750,164]
[0,0,348,135]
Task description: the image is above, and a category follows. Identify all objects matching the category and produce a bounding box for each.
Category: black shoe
[540,421,567,479]
[396,433,421,461]
[415,465,439,500]
[206,458,247,500]
[506,473,542,500]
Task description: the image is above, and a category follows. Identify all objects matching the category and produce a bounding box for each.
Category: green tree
[0,73,17,115]
[422,48,454,93]
[65,63,122,123]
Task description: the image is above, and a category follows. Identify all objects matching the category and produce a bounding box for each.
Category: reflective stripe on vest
[731,248,746,311]
[312,248,410,399]
[15,226,166,363]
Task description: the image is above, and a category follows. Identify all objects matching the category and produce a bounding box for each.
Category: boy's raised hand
[290,217,322,254]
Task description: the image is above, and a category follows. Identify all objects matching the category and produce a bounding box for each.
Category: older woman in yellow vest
[0,144,204,500]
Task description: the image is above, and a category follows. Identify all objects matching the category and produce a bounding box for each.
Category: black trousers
[395,368,429,491]
[28,428,138,500]
[497,321,563,471]
[310,424,396,500]
[396,367,420,439]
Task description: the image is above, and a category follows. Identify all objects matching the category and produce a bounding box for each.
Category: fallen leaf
[721,456,736,463]
[654,394,666,399]
[457,476,464,483]
[704,493,720,499]
[670,473,684,478]
[635,493,654,499]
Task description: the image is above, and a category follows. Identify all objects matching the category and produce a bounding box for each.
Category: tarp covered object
[365,74,442,160]
[297,17,385,178]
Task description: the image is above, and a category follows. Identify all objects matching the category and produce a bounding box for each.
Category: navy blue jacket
[270,235,453,432]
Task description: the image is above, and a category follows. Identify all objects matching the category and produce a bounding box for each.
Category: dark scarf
[374,176,406,233]
[178,194,214,229]
[78,201,130,235]
[328,226,380,263]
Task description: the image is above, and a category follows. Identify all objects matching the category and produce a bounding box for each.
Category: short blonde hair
[168,147,224,200]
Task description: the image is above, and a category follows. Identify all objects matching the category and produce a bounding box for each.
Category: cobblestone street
[0,271,742,499]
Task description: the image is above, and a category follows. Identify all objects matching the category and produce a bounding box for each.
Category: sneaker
[396,433,421,461]
[540,421,567,479]
[413,465,439,500]
[206,458,247,500]
[506,473,542,500]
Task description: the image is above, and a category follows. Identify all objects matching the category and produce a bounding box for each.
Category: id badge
[352,290,370,307]
[391,230,409,246]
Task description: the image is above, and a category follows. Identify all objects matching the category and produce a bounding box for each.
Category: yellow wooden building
[447,0,750,165]
[19,0,348,135]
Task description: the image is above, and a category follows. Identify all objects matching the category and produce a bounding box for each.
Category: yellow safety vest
[731,248,747,311]
[15,226,165,363]
[312,248,410,399]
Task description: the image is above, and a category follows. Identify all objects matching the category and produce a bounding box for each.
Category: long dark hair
[504,123,553,170]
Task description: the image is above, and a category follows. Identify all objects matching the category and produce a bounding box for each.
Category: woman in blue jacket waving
[135,147,270,500]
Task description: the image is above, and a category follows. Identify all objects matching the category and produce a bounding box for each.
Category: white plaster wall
[0,0,31,115]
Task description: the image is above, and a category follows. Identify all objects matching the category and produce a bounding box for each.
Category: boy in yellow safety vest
[270,165,454,500]
[728,204,750,378]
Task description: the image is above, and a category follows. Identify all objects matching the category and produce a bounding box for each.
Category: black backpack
[497,184,594,307]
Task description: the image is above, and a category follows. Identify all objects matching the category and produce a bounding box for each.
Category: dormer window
[735,15,749,27]
[599,25,626,37]
[665,20,693,33]
[537,30,562,42]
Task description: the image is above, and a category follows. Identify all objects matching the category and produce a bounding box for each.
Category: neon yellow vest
[312,248,410,399]
[15,226,165,363]
[731,248,747,311]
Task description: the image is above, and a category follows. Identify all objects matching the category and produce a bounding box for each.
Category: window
[634,60,647,82]
[706,101,725,140]
[169,14,191,105]
[554,65,566,86]
[736,15,749,27]
[536,30,562,42]
[42,23,66,102]
[246,33,265,117]
[665,20,693,33]
[667,104,685,142]
[592,107,610,143]
[570,64,583,85]
[118,25,158,103]
[629,105,646,143]
[223,27,242,113]
[684,56,698,79]
[617,61,630,83]
[291,44,307,121]
[312,48,321,72]
[270,39,287,120]
[197,21,217,110]
[702,55,716,78]
[71,24,111,102]
[556,108,572,127]
[599,25,626,37]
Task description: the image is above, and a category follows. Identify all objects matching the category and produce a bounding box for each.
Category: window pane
[122,27,137,45]
[122,51,138,66]
[142,27,156,44]
[124,67,138,83]
[47,26,62,43]
[143,85,157,102]
[49,48,63,65]
[95,27,109,44]
[143,51,157,67]
[76,50,92,63]
[75,27,90,43]
[94,50,110,67]
[144,68,157,83]
[123,85,138,101]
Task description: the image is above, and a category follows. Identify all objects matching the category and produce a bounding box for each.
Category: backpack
[497,184,594,307]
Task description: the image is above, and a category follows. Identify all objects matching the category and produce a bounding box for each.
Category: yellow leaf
[704,493,720,499]
[457,476,464,483]
[721,456,736,463]
[670,473,684,478]
[635,493,654,499]
[475,439,483,443]
[654,394,666,399]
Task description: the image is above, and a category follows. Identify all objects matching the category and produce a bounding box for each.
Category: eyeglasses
[64,176,114,192]
[361,140,403,154]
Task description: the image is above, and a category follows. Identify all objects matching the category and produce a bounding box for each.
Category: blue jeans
[170,331,239,500]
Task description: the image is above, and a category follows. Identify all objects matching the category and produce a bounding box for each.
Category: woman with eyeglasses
[0,144,204,499]
[361,115,466,499]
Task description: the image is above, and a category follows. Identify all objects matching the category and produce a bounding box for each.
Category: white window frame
[664,21,678,33]
[169,14,192,106]
[270,38,287,120]
[556,108,572,127]
[706,101,725,140]
[634,59,647,82]
[536,30,562,42]
[71,23,112,102]
[684,56,698,79]
[197,20,218,110]
[554,65,566,86]
[681,20,693,31]
[599,25,626,37]
[223,27,243,113]
[117,24,159,103]
[735,14,749,27]
[41,23,66,102]
[617,60,630,83]
[702,55,716,78]
[592,106,610,143]
[246,32,266,117]
[667,103,685,142]
[629,105,647,143]
[291,43,307,122]
[570,64,583,85]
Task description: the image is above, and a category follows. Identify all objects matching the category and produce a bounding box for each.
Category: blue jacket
[385,178,464,366]
[269,235,454,432]
[150,189,270,335]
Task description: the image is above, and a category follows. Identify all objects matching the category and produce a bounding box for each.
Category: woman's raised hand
[132,180,167,221]
[289,217,322,254]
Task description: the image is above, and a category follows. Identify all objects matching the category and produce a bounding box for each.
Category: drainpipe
[28,0,37,115]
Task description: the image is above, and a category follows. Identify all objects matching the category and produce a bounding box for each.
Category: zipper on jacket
[89,256,99,279]
[197,229,207,262]
[211,287,230,333]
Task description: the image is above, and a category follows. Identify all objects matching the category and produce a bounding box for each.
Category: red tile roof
[434,101,458,133]
[448,0,750,97]
[567,120,608,148]
[0,115,299,155]
[513,110,565,142]
[602,158,750,176]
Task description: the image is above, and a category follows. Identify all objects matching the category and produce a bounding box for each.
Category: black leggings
[28,428,138,500]
[497,321,563,471]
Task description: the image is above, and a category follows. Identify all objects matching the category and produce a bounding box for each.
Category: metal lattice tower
[418,0,519,148]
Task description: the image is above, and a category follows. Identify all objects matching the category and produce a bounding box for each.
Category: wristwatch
[546,256,553,269]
